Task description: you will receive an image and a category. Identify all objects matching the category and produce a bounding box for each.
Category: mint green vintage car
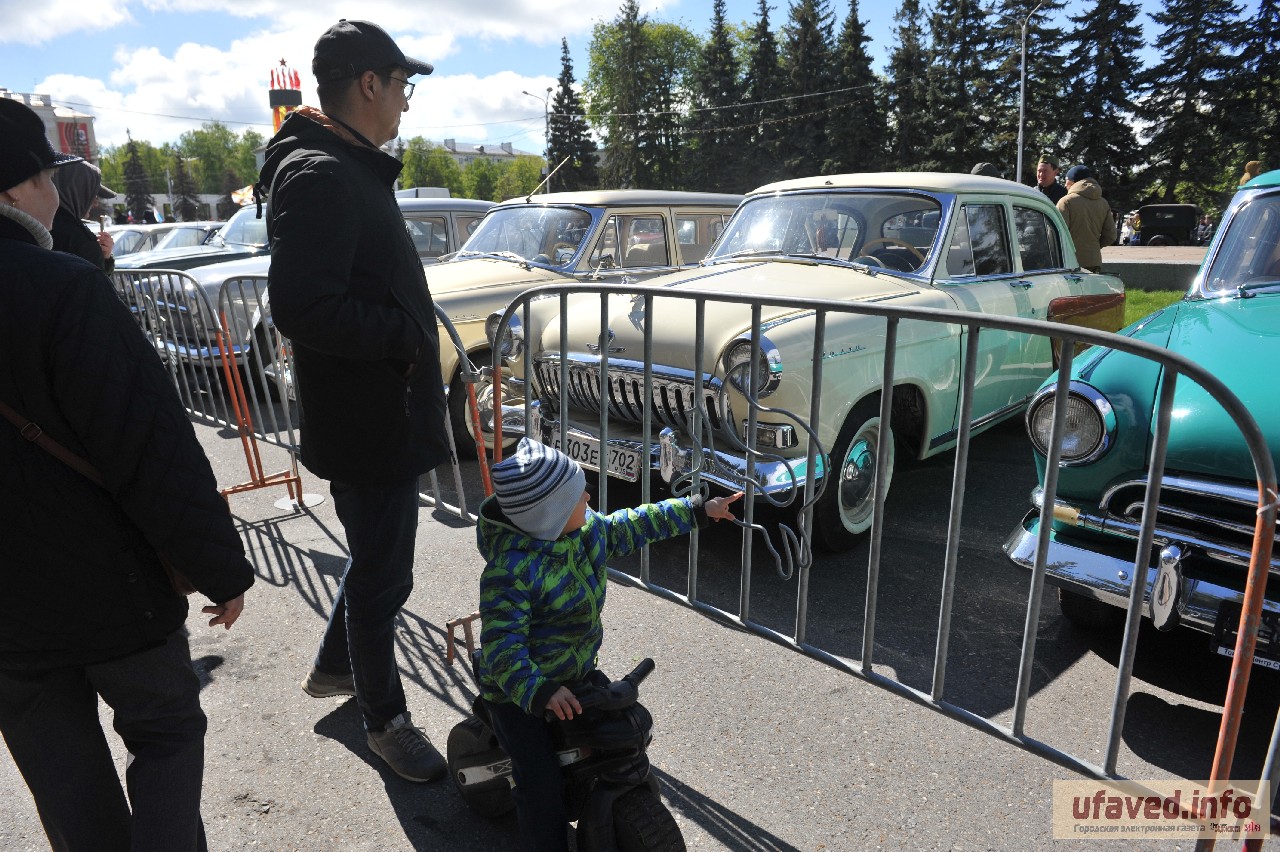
[1004,169,1280,665]
[490,173,1126,551]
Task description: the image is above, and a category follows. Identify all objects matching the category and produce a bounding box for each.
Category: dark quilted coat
[0,210,255,671]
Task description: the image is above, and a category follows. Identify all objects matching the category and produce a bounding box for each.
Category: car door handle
[1006,279,1033,289]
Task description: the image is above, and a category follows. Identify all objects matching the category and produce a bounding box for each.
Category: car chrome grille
[1101,474,1280,571]
[533,356,728,433]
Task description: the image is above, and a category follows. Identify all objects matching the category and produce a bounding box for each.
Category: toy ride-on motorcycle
[446,658,685,852]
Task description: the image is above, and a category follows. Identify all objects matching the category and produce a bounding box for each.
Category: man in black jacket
[260,20,450,783]
[0,96,254,851]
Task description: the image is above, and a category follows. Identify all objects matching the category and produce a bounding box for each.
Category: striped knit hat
[491,438,586,541]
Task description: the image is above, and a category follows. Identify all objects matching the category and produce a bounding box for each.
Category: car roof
[497,190,745,208]
[1243,168,1280,189]
[396,197,496,213]
[747,172,1046,200]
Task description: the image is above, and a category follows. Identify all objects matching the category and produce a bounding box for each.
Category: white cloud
[0,0,134,44]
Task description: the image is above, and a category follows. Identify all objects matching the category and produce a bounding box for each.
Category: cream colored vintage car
[428,190,743,450]
[489,173,1126,551]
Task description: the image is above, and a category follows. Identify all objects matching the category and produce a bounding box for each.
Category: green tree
[462,157,504,201]
[493,156,548,200]
[886,0,930,169]
[922,0,993,172]
[780,0,836,178]
[588,0,648,188]
[825,0,886,173]
[233,129,266,185]
[1233,0,1280,174]
[1139,0,1245,205]
[178,122,238,195]
[171,155,200,221]
[402,138,464,196]
[122,134,154,222]
[742,0,787,185]
[685,0,747,192]
[1061,0,1146,211]
[547,38,600,192]
[217,169,241,219]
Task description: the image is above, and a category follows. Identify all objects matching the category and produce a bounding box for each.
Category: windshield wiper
[1236,278,1280,297]
[717,248,781,260]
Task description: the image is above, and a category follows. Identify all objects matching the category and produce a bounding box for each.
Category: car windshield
[210,207,267,248]
[153,225,212,251]
[1201,191,1280,296]
[457,206,593,267]
[706,192,942,273]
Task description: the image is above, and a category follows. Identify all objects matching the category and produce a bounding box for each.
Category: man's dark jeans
[485,698,569,852]
[315,476,420,731]
[0,629,208,851]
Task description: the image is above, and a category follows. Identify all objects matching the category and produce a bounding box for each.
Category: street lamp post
[522,87,553,192]
[1016,1,1046,185]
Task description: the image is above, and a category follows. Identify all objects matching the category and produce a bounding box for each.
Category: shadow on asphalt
[655,767,800,851]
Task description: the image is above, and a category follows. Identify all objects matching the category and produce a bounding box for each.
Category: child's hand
[546,685,582,721]
[705,491,744,521]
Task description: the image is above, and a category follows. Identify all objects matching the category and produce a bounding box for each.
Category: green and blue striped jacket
[476,493,699,714]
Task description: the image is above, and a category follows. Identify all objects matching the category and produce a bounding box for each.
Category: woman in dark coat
[0,96,254,852]
[49,158,116,271]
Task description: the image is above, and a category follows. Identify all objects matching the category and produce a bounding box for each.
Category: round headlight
[721,337,781,397]
[1026,384,1114,465]
[485,312,523,362]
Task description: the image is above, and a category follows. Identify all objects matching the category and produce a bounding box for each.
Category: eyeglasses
[385,75,415,101]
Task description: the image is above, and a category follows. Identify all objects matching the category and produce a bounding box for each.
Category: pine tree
[780,0,836,178]
[986,0,1071,184]
[171,155,200,221]
[589,0,647,188]
[122,133,154,222]
[546,39,599,192]
[1233,0,1280,175]
[922,0,994,173]
[1139,0,1245,205]
[886,0,930,169]
[742,0,787,185]
[685,0,746,191]
[824,0,886,173]
[1061,0,1146,211]
[635,22,698,190]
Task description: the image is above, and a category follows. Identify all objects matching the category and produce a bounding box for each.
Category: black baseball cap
[312,20,434,82]
[0,97,82,193]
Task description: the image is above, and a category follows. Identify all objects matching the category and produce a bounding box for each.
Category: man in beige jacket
[1057,165,1117,273]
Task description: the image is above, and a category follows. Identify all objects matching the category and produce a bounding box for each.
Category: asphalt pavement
[1,417,1275,851]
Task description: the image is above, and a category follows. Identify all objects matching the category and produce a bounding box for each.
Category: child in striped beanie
[476,437,740,849]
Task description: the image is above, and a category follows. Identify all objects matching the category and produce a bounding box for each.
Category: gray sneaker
[367,712,447,782]
[302,668,356,698]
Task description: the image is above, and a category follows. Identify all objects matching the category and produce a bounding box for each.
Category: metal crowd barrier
[490,282,1278,844]
[111,270,486,519]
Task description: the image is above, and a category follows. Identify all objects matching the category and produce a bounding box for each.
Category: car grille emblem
[587,328,625,354]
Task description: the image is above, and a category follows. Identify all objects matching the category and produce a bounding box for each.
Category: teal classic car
[1004,169,1280,665]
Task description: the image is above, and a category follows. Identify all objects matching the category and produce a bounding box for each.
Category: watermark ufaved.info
[1052,780,1270,840]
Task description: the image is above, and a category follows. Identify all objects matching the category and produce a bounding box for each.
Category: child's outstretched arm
[704,491,744,521]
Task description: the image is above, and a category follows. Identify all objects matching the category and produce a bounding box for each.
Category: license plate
[552,431,642,482]
[1211,603,1280,671]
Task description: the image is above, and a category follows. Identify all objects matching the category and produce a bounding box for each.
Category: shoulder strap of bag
[0,398,105,487]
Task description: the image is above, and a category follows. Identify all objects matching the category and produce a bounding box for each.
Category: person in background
[1035,154,1066,204]
[1240,160,1264,186]
[0,95,253,852]
[1057,164,1117,273]
[50,159,116,272]
[971,162,1003,178]
[261,19,451,783]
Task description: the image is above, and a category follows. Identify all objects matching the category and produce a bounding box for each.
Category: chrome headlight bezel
[485,311,524,363]
[1025,381,1116,466]
[721,333,782,398]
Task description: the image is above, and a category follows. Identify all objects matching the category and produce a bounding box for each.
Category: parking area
[1,416,1273,850]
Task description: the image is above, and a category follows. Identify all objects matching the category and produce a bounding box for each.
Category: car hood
[115,243,260,270]
[1154,294,1280,480]
[427,256,565,298]
[536,260,923,366]
[187,255,273,292]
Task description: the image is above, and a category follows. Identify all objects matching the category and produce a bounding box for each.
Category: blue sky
[0,0,1227,155]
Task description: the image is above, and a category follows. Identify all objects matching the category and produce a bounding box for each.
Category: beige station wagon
[489,173,1127,551]
[428,190,744,450]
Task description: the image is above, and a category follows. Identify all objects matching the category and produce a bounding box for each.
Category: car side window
[676,213,728,263]
[405,216,448,258]
[589,215,623,269]
[947,204,1011,277]
[1013,207,1063,271]
[622,216,669,268]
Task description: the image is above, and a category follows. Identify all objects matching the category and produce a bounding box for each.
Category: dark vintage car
[1138,203,1202,246]
[1005,169,1280,665]
[115,205,268,271]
